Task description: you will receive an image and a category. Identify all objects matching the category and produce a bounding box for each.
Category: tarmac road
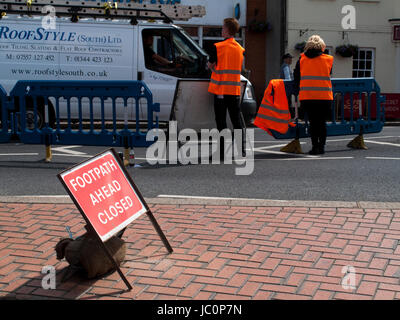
[0,126,399,202]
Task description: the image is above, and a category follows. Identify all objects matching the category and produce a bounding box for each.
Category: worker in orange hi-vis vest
[293,35,334,155]
[208,18,245,160]
[254,79,295,136]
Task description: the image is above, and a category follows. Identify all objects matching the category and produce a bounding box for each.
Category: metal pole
[145,210,173,254]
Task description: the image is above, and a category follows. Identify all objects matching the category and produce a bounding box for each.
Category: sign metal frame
[57,148,173,291]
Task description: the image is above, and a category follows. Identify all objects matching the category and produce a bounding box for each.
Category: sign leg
[93,234,132,291]
[146,210,173,254]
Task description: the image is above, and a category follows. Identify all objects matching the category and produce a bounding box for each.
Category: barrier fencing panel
[272,78,386,139]
[9,80,160,148]
[0,85,10,143]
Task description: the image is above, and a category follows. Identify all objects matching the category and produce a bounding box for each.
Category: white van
[0,15,257,128]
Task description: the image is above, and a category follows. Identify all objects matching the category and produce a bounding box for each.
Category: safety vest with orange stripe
[299,53,334,101]
[254,79,295,135]
[208,38,244,96]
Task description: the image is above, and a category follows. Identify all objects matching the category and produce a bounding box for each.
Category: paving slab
[1,198,400,300]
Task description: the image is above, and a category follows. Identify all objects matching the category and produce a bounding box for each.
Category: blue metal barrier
[9,80,160,148]
[0,85,10,143]
[271,78,385,139]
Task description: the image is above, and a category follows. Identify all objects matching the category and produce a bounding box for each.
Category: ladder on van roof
[0,0,206,23]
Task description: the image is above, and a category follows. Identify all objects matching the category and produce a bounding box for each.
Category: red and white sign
[343,93,400,120]
[382,93,400,119]
[59,150,147,242]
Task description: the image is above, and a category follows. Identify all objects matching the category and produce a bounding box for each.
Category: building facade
[285,0,400,93]
[127,0,400,117]
[177,0,267,103]
[78,1,400,110]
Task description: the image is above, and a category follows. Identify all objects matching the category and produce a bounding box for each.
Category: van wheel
[25,97,55,130]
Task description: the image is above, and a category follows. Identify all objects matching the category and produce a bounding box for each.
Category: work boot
[308,146,320,155]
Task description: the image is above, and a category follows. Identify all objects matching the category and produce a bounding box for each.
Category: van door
[138,26,208,123]
[138,27,176,123]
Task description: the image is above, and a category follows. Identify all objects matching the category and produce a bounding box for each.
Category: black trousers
[213,95,245,158]
[302,100,331,148]
[213,95,243,131]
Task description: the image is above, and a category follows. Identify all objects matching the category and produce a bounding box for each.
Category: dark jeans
[302,100,332,148]
[213,95,245,158]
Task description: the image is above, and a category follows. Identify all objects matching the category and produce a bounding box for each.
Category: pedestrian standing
[280,53,294,80]
[280,53,294,117]
[207,18,245,159]
[293,35,333,155]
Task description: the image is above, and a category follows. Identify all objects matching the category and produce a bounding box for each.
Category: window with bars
[352,48,374,78]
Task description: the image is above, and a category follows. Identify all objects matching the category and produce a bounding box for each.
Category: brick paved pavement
[1,198,400,300]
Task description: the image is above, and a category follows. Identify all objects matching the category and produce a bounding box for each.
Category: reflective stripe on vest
[211,69,242,75]
[299,53,334,101]
[300,87,332,92]
[208,38,244,96]
[254,79,295,135]
[256,113,290,124]
[259,102,291,115]
[209,79,242,87]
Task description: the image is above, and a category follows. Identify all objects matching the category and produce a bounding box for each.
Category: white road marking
[254,143,305,150]
[253,141,294,143]
[51,153,92,158]
[51,146,88,155]
[263,156,354,161]
[157,194,272,201]
[363,140,400,148]
[17,195,70,198]
[253,149,314,157]
[253,143,318,159]
[0,153,39,156]
[311,136,398,143]
[366,157,400,160]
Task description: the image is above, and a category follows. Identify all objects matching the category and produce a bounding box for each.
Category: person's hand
[207,62,216,72]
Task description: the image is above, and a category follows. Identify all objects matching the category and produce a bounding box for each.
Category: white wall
[177,0,247,26]
[287,0,399,92]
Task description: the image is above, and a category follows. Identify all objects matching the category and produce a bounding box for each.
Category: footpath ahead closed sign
[58,149,147,242]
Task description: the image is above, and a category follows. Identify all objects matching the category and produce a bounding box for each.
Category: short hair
[304,35,326,52]
[282,53,293,60]
[223,18,240,36]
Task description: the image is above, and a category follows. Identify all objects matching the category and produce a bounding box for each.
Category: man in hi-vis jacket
[208,18,245,160]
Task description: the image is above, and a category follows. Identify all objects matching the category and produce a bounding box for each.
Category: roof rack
[0,0,206,23]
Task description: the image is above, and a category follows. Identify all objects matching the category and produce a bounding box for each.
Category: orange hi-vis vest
[208,38,245,96]
[254,79,295,136]
[299,53,334,101]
